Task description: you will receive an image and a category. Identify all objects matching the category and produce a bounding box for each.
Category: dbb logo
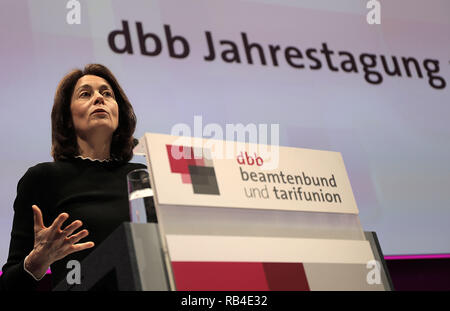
[237,152,264,166]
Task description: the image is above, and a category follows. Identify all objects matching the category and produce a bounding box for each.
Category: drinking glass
[127,168,157,223]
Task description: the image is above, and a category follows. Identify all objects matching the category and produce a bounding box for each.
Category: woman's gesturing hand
[24,205,95,280]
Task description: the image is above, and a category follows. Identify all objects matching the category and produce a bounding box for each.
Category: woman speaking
[0,64,147,290]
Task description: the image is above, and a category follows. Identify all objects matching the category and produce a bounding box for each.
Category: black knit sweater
[0,157,148,290]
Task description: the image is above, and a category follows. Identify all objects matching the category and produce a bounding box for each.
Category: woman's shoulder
[20,159,147,181]
[22,161,57,177]
[20,160,79,182]
[14,162,60,194]
[26,160,74,174]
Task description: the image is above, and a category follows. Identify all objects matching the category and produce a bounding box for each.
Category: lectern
[55,133,393,291]
[53,224,391,290]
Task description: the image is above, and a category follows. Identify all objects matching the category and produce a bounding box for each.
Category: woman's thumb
[32,204,45,230]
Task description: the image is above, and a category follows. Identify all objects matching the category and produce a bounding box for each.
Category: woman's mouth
[92,109,108,115]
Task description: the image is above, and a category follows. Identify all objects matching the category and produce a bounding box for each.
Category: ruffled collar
[74,155,114,163]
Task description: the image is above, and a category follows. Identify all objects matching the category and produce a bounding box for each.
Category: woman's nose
[93,91,105,105]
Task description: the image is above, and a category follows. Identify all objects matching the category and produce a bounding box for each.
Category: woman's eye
[80,91,90,97]
[103,91,114,97]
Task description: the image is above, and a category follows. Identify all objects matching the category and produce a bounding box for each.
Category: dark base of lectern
[53,223,170,291]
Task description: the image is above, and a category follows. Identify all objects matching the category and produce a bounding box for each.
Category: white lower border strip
[167,235,375,264]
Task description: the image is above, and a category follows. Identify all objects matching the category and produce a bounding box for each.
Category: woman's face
[70,75,119,140]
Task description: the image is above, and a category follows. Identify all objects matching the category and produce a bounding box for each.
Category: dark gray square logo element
[188,165,220,195]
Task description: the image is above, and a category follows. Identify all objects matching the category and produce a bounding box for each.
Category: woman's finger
[62,220,83,237]
[67,229,89,244]
[67,242,95,255]
[50,212,69,232]
[32,205,45,231]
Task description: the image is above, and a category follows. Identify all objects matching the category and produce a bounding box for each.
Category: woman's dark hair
[51,64,137,163]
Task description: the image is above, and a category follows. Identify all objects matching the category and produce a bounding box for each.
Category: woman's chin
[86,123,117,135]
[90,118,115,127]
